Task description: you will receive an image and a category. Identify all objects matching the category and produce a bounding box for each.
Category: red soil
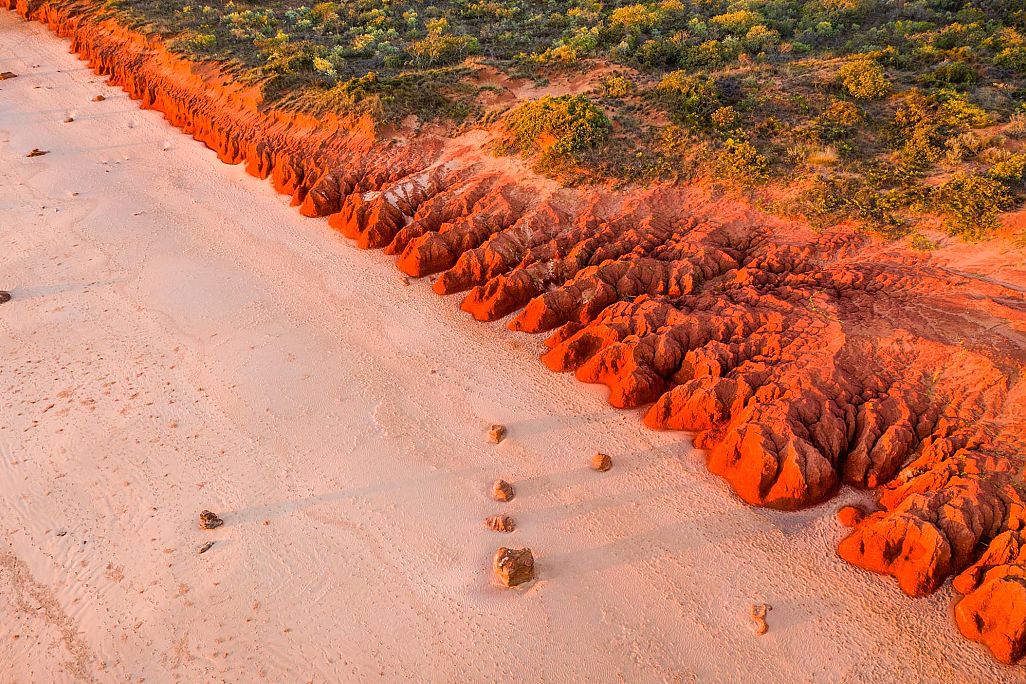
[9,0,1026,665]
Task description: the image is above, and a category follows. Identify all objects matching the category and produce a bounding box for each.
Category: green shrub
[923,61,977,87]
[892,91,988,172]
[655,71,719,126]
[715,138,768,186]
[995,47,1026,73]
[838,59,890,100]
[601,75,636,98]
[711,106,740,130]
[990,154,1026,184]
[937,173,1014,239]
[710,10,763,34]
[816,99,861,140]
[259,37,324,75]
[939,96,990,129]
[609,4,662,33]
[502,95,610,161]
[408,18,479,66]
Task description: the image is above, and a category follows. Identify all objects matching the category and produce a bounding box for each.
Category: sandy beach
[0,11,1022,683]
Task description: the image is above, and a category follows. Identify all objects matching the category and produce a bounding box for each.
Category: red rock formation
[10,0,1026,663]
[954,529,1026,663]
[836,505,865,527]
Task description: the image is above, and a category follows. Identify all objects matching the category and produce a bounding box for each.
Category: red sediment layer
[9,0,1026,664]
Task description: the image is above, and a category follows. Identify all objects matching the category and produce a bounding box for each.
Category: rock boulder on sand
[493,547,534,587]
[484,515,515,532]
[198,510,223,530]
[491,479,514,502]
[487,424,507,444]
[591,453,612,471]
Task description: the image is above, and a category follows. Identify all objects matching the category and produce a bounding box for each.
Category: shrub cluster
[502,95,611,163]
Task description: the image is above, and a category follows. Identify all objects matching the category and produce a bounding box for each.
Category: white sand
[0,12,1021,683]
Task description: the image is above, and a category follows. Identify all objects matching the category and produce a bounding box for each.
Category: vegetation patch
[97,0,1026,240]
[500,94,610,169]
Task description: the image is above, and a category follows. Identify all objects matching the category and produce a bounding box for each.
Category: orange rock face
[12,0,1026,664]
[836,506,865,528]
[953,530,1026,663]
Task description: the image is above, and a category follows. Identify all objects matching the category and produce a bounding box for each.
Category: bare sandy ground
[0,12,1022,683]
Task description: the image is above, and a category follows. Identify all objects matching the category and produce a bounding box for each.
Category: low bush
[838,59,890,100]
[937,173,1014,239]
[715,138,768,186]
[502,95,611,162]
[654,71,719,127]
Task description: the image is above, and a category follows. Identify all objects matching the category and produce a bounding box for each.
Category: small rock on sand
[750,603,770,635]
[64,116,74,123]
[484,515,515,533]
[493,547,534,587]
[92,94,105,102]
[487,424,507,444]
[0,291,11,304]
[26,149,49,158]
[591,453,612,471]
[491,479,514,502]
[198,541,215,554]
[836,505,865,527]
[198,510,223,530]
[0,72,16,80]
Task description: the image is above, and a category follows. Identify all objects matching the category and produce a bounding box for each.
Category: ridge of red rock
[8,0,1026,665]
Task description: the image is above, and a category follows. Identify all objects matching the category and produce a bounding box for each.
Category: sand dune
[0,11,1021,683]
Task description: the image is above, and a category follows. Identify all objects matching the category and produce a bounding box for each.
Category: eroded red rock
[836,505,865,527]
[953,529,1026,663]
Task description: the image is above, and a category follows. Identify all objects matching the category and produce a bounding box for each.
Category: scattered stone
[198,541,215,554]
[55,528,67,537]
[750,603,770,635]
[837,505,866,528]
[400,276,410,286]
[64,116,74,123]
[26,149,49,158]
[0,72,16,80]
[198,510,223,530]
[92,94,105,102]
[0,291,10,304]
[484,515,515,533]
[491,479,514,502]
[591,452,612,471]
[487,424,507,444]
[493,547,534,587]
